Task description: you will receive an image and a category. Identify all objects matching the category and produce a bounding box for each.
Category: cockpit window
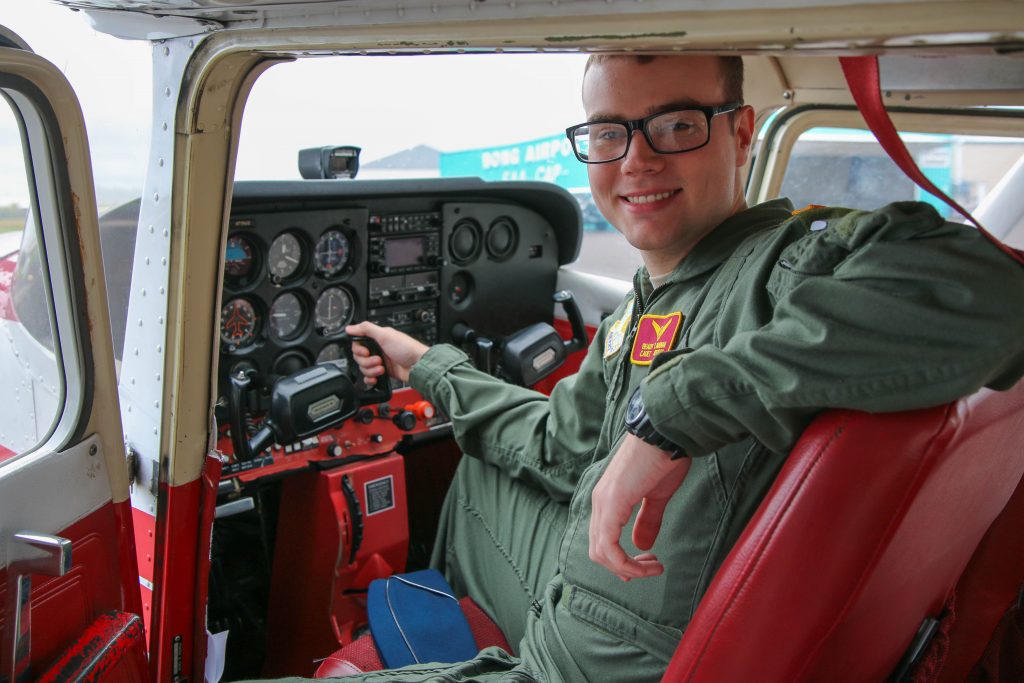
[236,54,642,280]
[10,212,55,352]
[780,126,1024,238]
[0,92,62,462]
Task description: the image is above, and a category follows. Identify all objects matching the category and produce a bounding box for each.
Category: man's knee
[430,456,569,647]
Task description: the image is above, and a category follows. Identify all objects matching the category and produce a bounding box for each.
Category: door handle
[2,532,73,683]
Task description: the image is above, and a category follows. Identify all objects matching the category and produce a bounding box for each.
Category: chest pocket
[766,227,850,305]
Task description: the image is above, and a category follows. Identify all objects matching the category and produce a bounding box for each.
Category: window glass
[236,54,640,280]
[779,127,1024,222]
[568,190,641,279]
[0,93,62,464]
[5,5,151,364]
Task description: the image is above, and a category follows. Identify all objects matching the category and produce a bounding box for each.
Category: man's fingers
[345,322,393,383]
[345,321,379,339]
[589,544,665,580]
[590,535,664,580]
[632,497,669,551]
[343,321,426,384]
[589,496,664,579]
[588,501,632,576]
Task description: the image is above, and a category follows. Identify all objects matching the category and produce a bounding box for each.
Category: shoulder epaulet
[791,204,827,215]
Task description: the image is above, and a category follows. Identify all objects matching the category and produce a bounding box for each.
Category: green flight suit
[286,199,1024,682]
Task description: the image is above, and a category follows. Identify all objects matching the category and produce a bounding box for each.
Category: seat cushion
[313,597,512,678]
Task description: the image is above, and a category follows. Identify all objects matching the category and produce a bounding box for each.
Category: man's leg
[431,455,568,650]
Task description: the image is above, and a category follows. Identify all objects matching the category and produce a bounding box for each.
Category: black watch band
[624,386,685,459]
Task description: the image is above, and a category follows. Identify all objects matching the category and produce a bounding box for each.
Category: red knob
[405,400,436,421]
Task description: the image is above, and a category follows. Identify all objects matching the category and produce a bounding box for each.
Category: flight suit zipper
[605,270,687,451]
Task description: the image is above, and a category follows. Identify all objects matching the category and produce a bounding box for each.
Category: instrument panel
[218,178,581,408]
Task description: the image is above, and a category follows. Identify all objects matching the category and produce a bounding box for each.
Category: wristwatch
[624,386,685,459]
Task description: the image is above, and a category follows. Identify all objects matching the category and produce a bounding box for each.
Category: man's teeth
[625,191,674,204]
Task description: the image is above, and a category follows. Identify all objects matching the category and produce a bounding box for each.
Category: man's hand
[589,434,691,581]
[345,321,429,385]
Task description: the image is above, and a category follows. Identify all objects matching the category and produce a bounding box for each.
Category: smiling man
[267,55,1024,682]
[578,56,751,275]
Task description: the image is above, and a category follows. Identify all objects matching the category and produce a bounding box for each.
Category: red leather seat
[664,382,1024,682]
[932,470,1024,682]
[313,596,511,677]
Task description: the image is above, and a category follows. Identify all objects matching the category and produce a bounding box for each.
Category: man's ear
[733,105,755,167]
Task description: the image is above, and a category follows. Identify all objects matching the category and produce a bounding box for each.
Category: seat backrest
[933,461,1024,682]
[664,381,1024,683]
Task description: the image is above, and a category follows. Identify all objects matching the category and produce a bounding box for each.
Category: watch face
[625,388,645,426]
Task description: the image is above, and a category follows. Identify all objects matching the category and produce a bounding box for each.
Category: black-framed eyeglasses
[565,102,742,164]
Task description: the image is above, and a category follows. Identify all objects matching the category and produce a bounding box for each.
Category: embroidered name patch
[630,312,682,365]
[603,300,634,358]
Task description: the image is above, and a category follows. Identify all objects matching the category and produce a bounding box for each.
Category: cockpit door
[0,27,146,683]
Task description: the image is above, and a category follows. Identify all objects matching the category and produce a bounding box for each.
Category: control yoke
[499,290,587,386]
[229,335,392,461]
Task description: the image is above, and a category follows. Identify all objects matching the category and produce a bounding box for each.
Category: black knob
[327,444,344,457]
[370,433,384,444]
[392,410,416,431]
[355,408,374,424]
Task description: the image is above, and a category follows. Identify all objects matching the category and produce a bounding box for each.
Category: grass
[0,218,24,233]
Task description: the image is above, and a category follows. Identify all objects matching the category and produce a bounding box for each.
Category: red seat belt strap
[839,56,1024,266]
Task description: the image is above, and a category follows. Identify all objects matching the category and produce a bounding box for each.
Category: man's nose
[620,130,662,173]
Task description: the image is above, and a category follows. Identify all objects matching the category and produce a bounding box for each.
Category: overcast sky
[2,2,588,209]
[3,2,152,207]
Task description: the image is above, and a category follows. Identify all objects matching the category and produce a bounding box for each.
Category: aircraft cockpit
[1,2,1023,682]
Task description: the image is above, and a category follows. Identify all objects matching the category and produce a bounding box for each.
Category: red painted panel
[0,502,131,679]
[131,506,156,637]
[36,611,148,683]
[263,455,408,677]
[192,454,222,683]
[148,477,202,683]
[215,387,437,482]
[113,500,144,631]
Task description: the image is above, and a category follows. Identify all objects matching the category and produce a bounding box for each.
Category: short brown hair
[584,55,744,104]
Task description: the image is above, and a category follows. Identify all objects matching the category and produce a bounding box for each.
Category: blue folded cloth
[367,568,479,668]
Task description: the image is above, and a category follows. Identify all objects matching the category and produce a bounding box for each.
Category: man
[325,55,1024,681]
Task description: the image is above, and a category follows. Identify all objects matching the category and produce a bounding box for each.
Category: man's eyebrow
[587,99,704,122]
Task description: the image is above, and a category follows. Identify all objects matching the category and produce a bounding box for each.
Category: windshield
[236,53,642,280]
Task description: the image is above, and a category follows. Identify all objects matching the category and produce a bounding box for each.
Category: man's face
[582,56,753,270]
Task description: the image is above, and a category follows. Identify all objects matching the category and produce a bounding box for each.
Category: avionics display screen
[384,236,426,268]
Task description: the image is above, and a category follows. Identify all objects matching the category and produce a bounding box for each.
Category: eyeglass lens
[572,109,711,162]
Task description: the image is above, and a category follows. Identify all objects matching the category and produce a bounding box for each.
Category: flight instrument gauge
[316,342,343,363]
[224,235,255,279]
[220,298,259,350]
[314,287,354,336]
[268,232,304,282]
[269,291,306,341]
[316,343,350,374]
[314,229,351,277]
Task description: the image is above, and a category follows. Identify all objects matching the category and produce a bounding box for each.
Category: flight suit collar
[640,198,795,291]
